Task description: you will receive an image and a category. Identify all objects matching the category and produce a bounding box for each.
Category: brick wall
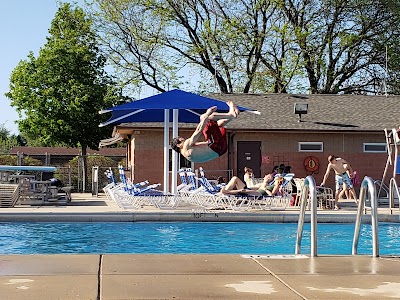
[127,129,389,192]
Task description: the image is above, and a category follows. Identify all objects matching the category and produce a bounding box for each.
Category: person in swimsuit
[220,170,283,197]
[170,101,239,163]
[321,155,358,210]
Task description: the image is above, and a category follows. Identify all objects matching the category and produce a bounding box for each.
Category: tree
[0,123,21,154]
[0,124,10,140]
[89,0,303,94]
[89,0,400,94]
[6,3,120,191]
[60,155,118,191]
[378,0,400,94]
[276,0,400,94]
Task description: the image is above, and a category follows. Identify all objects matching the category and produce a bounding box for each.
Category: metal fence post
[92,166,99,197]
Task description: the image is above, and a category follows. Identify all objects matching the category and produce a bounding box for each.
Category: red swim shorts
[202,120,227,156]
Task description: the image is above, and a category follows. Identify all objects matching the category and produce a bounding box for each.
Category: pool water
[0,222,399,255]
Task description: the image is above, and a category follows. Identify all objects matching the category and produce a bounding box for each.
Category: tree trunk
[81,145,88,192]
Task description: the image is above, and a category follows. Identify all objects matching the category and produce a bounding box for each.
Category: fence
[3,150,234,193]
[2,152,125,193]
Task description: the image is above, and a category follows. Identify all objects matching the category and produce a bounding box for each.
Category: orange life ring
[304,156,320,174]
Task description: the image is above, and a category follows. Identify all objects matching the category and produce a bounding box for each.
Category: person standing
[320,155,357,210]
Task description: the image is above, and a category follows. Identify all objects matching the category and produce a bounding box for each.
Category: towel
[351,171,360,186]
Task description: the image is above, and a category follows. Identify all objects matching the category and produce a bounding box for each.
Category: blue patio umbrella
[99,89,260,193]
[99,89,258,126]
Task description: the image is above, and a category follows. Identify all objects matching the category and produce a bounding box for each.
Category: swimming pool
[0,222,399,255]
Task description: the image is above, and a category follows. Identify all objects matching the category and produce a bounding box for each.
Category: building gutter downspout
[228,131,236,180]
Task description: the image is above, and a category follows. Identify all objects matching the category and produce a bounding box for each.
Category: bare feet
[200,106,217,121]
[227,101,239,118]
[207,106,217,115]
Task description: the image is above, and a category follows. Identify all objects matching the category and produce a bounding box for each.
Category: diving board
[0,165,57,172]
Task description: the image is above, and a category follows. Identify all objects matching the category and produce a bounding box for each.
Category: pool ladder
[295,176,379,257]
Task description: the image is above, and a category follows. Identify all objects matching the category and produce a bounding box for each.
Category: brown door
[237,141,261,179]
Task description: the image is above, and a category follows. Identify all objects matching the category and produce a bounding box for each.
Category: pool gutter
[0,211,399,223]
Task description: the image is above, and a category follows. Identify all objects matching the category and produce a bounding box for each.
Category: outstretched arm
[185,107,217,146]
[185,118,209,146]
[321,163,332,185]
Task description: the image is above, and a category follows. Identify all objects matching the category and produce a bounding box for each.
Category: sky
[0,0,85,135]
[0,0,203,136]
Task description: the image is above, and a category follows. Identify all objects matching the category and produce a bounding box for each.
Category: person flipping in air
[170,101,239,163]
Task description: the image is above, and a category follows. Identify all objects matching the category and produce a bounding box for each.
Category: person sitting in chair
[254,175,285,197]
[170,101,239,163]
[220,171,283,197]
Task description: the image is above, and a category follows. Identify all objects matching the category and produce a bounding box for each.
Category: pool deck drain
[0,193,399,299]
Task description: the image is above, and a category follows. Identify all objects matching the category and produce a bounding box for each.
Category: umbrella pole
[171,109,179,194]
[163,109,170,193]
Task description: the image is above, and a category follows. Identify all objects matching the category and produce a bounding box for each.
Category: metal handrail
[374,179,389,199]
[295,175,318,257]
[352,176,379,257]
[389,177,400,213]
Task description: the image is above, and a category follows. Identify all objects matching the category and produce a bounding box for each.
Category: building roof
[115,93,400,132]
[10,146,126,156]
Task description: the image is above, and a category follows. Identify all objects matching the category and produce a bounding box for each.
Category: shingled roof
[116,93,400,132]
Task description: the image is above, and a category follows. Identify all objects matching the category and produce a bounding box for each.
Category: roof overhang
[99,133,124,148]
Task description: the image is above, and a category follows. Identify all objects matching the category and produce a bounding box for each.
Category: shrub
[57,155,119,190]
[0,155,42,166]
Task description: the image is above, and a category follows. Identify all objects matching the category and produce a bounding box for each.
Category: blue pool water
[0,222,399,255]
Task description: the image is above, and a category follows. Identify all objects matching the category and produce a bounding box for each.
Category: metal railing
[389,177,400,213]
[352,176,379,257]
[295,175,318,257]
[294,175,380,257]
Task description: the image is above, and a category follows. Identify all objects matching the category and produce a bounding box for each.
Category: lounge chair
[292,177,335,209]
[197,167,252,211]
[198,167,226,192]
[109,165,162,209]
[253,173,294,210]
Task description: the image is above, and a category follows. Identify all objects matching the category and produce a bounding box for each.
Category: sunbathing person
[243,167,273,189]
[170,101,239,163]
[220,173,284,197]
[257,176,285,196]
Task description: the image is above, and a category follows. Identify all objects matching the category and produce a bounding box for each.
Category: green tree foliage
[0,124,10,140]
[89,0,400,94]
[0,138,18,155]
[0,155,42,166]
[0,123,26,154]
[6,3,121,190]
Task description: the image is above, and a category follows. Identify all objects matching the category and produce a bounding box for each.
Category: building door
[237,141,261,179]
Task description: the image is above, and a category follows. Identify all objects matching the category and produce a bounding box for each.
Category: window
[363,143,387,153]
[298,142,323,152]
[169,149,192,169]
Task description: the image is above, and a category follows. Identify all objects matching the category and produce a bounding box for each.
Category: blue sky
[0,0,84,135]
[0,0,201,135]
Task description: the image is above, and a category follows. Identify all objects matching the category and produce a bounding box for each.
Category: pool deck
[0,193,400,299]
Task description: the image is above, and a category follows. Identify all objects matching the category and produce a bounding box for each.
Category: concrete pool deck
[0,193,400,299]
[1,254,400,300]
[0,193,399,223]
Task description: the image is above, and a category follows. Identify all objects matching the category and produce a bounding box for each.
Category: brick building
[105,93,400,192]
